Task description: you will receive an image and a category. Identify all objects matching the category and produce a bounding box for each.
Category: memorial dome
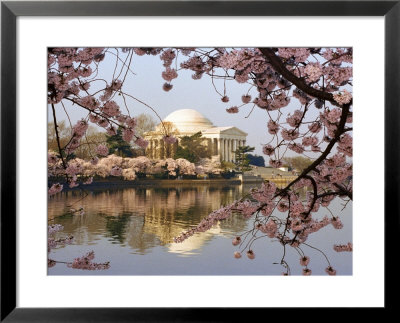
[162,109,213,134]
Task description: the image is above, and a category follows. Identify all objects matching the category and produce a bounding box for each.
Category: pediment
[219,127,248,136]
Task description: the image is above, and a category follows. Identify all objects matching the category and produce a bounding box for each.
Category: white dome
[161,109,213,134]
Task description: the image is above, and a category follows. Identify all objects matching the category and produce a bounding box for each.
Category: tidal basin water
[48,183,352,275]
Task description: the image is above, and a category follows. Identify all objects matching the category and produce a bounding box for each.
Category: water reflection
[48,184,253,255]
[48,183,352,275]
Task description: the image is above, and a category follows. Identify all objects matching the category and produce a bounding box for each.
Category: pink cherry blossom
[269,159,283,168]
[110,166,123,176]
[300,256,310,266]
[333,90,352,105]
[48,224,64,235]
[234,200,259,218]
[221,96,229,103]
[160,49,176,67]
[325,266,337,275]
[69,181,79,188]
[333,242,353,252]
[135,138,149,149]
[161,68,178,82]
[247,250,255,260]
[234,251,242,259]
[304,62,322,82]
[48,259,56,268]
[302,136,319,147]
[67,251,110,270]
[226,106,239,113]
[163,135,177,145]
[267,120,280,135]
[232,237,241,246]
[262,145,275,156]
[286,110,303,127]
[101,101,120,117]
[48,183,63,196]
[126,117,137,128]
[163,83,173,91]
[96,144,109,156]
[241,95,252,104]
[122,128,135,142]
[281,128,299,141]
[331,217,344,229]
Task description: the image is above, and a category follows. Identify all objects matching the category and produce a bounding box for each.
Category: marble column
[165,142,169,159]
[222,139,225,161]
[227,139,231,162]
[227,139,230,161]
[207,138,212,156]
[154,140,159,159]
[224,139,228,161]
[218,138,222,160]
[160,140,165,159]
[146,140,151,159]
[231,139,234,162]
[232,139,237,163]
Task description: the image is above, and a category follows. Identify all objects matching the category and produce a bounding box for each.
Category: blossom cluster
[333,90,352,105]
[48,183,63,196]
[48,48,105,104]
[48,154,222,195]
[47,223,73,254]
[173,204,234,243]
[226,106,239,113]
[67,251,110,270]
[333,242,353,252]
[48,221,110,270]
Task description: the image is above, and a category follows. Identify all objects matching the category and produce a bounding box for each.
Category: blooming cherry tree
[48,47,352,274]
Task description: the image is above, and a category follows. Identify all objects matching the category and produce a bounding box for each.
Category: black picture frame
[1,0,397,321]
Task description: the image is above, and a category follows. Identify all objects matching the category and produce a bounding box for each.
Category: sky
[49,48,317,159]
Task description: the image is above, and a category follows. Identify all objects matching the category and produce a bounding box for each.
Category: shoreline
[49,178,244,190]
[48,176,298,191]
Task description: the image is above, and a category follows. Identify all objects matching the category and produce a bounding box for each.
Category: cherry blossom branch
[65,98,121,128]
[118,91,168,135]
[259,48,352,107]
[105,48,137,77]
[51,103,67,169]
[277,103,351,197]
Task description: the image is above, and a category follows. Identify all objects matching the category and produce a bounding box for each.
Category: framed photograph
[1,0,397,321]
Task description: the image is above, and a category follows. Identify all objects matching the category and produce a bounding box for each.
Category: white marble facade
[144,109,247,162]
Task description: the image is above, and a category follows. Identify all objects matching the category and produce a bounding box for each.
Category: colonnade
[145,137,246,162]
[146,139,178,160]
[218,138,246,163]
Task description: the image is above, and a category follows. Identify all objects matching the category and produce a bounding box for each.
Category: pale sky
[48,48,319,159]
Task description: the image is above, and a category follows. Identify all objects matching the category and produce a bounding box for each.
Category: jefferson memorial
[144,109,247,162]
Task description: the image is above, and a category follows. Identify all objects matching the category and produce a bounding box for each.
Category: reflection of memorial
[48,186,249,253]
[167,223,222,255]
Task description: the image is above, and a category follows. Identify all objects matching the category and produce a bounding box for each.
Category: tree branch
[276,103,351,198]
[51,103,67,169]
[258,48,352,107]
